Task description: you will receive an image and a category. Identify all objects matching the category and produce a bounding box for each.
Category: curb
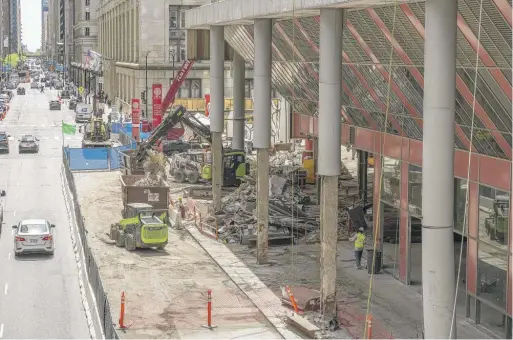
[60,165,104,339]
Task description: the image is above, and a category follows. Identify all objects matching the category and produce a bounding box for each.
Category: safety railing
[62,148,120,339]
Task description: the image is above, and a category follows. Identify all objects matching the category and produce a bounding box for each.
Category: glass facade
[454,178,468,234]
[381,157,401,208]
[408,164,422,218]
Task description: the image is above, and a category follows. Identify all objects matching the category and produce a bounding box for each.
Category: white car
[13,219,55,256]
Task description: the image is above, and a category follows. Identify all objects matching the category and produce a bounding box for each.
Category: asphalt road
[0,83,90,338]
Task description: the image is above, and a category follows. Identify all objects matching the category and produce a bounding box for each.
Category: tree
[1,53,26,67]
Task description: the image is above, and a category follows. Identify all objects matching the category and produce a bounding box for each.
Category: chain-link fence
[62,147,120,339]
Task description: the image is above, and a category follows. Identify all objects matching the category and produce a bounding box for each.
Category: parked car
[49,100,61,110]
[17,87,25,95]
[0,132,9,153]
[13,219,55,256]
[0,94,10,103]
[6,82,16,90]
[1,90,13,100]
[18,135,40,153]
[30,82,39,89]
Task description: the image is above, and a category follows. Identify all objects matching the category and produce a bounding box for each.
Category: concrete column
[253,19,272,264]
[422,0,457,338]
[232,51,245,151]
[124,5,128,61]
[318,8,344,319]
[209,26,225,211]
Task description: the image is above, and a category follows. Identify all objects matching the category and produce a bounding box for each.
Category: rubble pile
[133,151,169,186]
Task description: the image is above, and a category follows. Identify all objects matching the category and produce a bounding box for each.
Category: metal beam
[401,3,512,159]
[366,8,472,150]
[491,0,512,27]
[342,18,424,137]
[277,21,377,129]
[456,13,512,101]
[274,22,354,124]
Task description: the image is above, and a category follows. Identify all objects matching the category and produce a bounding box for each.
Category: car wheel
[14,251,19,257]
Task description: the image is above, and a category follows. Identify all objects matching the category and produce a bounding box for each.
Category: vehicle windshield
[0,134,7,141]
[20,224,48,234]
[21,136,35,142]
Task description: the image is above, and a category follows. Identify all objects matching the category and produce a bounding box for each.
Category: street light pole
[171,50,175,80]
[145,50,150,119]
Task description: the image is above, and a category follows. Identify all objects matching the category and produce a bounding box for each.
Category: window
[477,302,511,338]
[478,185,509,250]
[381,157,401,208]
[408,164,422,217]
[180,10,186,28]
[85,12,90,20]
[85,0,90,6]
[169,45,178,63]
[84,27,90,36]
[245,79,253,98]
[177,79,201,98]
[169,8,178,28]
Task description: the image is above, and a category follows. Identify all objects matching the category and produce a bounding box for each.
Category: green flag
[62,121,76,135]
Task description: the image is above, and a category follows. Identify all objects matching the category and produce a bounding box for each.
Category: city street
[0,83,89,338]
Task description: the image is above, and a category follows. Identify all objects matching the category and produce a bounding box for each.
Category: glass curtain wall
[408,164,422,218]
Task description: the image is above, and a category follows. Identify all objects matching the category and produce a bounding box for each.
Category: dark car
[30,82,39,89]
[18,135,39,153]
[0,132,9,153]
[54,82,63,90]
[17,87,25,95]
[49,100,61,110]
[68,99,77,110]
[60,90,70,99]
[45,80,51,87]
[6,82,16,90]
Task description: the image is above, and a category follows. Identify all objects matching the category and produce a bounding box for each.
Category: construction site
[61,0,512,338]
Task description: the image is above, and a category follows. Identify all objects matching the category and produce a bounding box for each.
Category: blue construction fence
[64,144,134,171]
[63,123,152,171]
[111,122,151,140]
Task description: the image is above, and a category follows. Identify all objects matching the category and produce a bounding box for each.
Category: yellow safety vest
[355,233,366,250]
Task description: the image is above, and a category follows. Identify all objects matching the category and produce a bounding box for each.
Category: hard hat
[178,196,182,200]
[358,227,365,232]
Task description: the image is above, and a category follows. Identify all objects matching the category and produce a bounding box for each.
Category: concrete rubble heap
[133,151,169,186]
[211,150,352,244]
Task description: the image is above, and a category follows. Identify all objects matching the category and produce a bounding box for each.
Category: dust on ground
[73,171,281,339]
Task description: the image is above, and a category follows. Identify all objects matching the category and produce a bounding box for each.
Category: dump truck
[120,174,170,218]
[110,202,168,251]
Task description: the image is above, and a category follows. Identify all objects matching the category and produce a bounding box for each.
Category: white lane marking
[12,211,15,217]
[7,253,10,260]
[4,284,7,295]
[0,323,4,338]
[54,136,60,140]
[11,229,13,236]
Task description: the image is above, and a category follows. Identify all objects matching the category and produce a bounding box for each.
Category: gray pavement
[0,83,90,338]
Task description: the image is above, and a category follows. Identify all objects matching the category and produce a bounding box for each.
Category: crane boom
[160,59,195,119]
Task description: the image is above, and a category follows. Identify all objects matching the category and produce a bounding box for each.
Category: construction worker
[349,227,366,269]
[177,197,186,219]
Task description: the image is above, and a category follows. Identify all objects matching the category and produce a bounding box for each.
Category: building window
[478,185,509,250]
[179,40,186,61]
[245,79,253,98]
[176,79,201,98]
[84,27,90,36]
[180,10,186,28]
[408,164,422,218]
[454,178,467,234]
[381,157,401,208]
[85,12,90,20]
[169,8,178,28]
[85,0,90,6]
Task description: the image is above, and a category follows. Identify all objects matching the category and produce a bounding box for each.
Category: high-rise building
[41,0,49,54]
[8,0,19,53]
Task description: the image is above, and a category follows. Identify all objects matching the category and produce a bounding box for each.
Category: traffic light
[141,91,146,104]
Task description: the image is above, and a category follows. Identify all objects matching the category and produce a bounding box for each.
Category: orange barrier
[186,198,219,241]
[285,286,299,313]
[366,315,373,339]
[119,291,126,329]
[201,289,217,330]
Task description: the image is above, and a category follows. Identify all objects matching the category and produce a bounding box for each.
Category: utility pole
[145,51,151,119]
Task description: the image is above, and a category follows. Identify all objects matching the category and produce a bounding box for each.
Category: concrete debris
[132,151,169,186]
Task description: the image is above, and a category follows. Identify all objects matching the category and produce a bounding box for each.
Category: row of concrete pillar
[208,1,457,337]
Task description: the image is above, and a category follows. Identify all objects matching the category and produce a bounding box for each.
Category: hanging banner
[204,94,211,117]
[131,99,141,142]
[152,84,163,127]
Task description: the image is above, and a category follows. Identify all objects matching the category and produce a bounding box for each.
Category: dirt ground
[73,171,282,339]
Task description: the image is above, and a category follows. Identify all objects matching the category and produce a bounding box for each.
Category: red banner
[152,84,163,127]
[131,98,141,141]
[204,94,210,117]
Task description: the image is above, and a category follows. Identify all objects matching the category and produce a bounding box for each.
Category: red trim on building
[290,19,377,129]
[457,14,512,101]
[347,125,512,191]
[367,8,472,150]
[454,150,479,182]
[491,0,512,27]
[400,4,512,159]
[467,238,478,294]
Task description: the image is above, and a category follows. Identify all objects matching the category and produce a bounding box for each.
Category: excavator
[126,105,249,186]
[81,117,112,148]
